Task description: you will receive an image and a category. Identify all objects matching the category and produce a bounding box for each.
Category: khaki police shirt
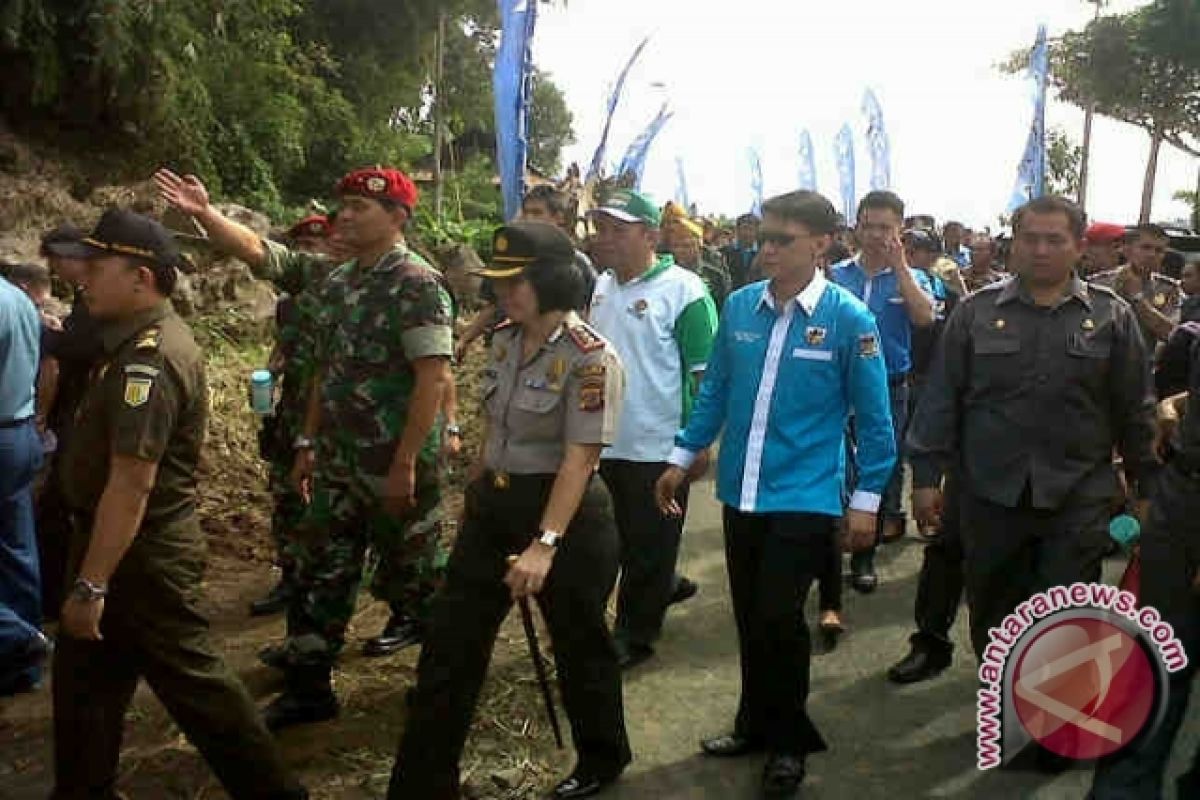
[61,303,207,527]
[1089,266,1181,343]
[483,311,624,475]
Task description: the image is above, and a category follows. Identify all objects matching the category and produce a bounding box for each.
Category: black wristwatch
[71,578,107,602]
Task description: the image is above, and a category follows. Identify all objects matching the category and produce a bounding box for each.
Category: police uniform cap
[61,209,182,270]
[473,222,576,279]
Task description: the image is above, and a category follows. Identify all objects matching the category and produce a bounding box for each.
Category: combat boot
[263,665,339,732]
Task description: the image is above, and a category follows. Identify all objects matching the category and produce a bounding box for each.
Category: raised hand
[153,168,211,217]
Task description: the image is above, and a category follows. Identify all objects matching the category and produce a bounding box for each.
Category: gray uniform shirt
[483,311,624,474]
[909,275,1157,509]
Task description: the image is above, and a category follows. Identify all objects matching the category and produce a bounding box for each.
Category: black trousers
[599,460,689,649]
[960,491,1110,661]
[52,517,302,800]
[389,474,630,799]
[724,506,831,757]
[910,472,964,656]
[1092,463,1200,799]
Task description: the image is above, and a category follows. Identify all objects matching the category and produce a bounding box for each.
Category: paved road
[609,475,1198,799]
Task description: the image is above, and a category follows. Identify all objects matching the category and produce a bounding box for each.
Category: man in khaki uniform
[1090,223,1181,347]
[51,209,305,800]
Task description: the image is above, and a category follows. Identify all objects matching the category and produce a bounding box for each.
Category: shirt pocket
[1066,329,1112,387]
[972,331,1023,388]
[509,386,565,446]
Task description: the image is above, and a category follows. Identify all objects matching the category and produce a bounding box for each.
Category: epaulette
[134,326,162,351]
[1085,282,1120,300]
[565,321,605,353]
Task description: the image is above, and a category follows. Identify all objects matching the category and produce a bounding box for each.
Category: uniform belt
[483,469,561,491]
[0,416,33,429]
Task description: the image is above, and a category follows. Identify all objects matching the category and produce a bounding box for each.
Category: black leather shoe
[615,641,654,671]
[250,581,291,617]
[850,552,878,594]
[761,754,806,798]
[887,645,951,684]
[701,732,764,758]
[259,642,290,670]
[263,690,339,731]
[668,576,699,606]
[549,769,620,799]
[363,616,423,657]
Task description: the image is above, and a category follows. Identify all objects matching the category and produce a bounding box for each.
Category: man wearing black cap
[50,209,306,800]
[35,223,105,617]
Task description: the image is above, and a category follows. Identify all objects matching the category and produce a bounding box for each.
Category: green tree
[528,69,575,174]
[1004,1,1200,222]
[1046,128,1083,198]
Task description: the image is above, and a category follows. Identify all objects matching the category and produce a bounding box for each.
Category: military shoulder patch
[578,377,605,412]
[124,364,160,378]
[134,327,161,351]
[123,376,153,407]
[566,322,605,353]
[857,332,880,358]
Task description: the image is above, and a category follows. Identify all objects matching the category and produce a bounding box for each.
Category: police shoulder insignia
[124,363,161,378]
[566,322,605,353]
[857,332,880,358]
[578,375,605,412]
[134,327,161,351]
[123,376,153,407]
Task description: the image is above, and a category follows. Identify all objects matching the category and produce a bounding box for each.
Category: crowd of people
[1,161,1199,800]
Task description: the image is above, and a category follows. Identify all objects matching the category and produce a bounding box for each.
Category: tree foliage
[0,0,574,219]
[1046,128,1083,198]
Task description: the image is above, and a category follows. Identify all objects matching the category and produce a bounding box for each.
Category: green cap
[591,189,661,227]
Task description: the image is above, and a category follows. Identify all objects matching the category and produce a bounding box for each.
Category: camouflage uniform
[256,241,335,595]
[284,244,453,665]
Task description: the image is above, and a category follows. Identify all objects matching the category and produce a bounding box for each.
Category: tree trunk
[432,11,446,220]
[1139,128,1163,224]
[1079,107,1094,210]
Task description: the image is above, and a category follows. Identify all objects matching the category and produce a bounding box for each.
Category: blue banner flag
[493,0,538,221]
[748,147,764,216]
[616,102,673,189]
[862,89,892,190]
[834,123,857,223]
[1007,24,1049,213]
[675,156,691,210]
[798,130,817,191]
[586,37,650,182]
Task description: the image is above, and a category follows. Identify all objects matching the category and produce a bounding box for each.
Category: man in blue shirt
[0,274,48,695]
[656,190,895,800]
[830,190,935,592]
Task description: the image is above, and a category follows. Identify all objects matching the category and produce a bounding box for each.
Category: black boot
[263,665,339,732]
[363,615,424,657]
[250,580,291,617]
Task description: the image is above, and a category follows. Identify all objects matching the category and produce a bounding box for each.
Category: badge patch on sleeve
[857,333,880,358]
[579,376,605,412]
[123,376,153,407]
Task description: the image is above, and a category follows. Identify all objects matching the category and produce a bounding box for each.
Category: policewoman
[389,222,631,800]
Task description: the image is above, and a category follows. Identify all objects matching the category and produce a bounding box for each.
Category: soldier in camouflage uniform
[156,171,453,709]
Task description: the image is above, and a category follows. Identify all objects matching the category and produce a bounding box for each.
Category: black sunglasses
[756,230,800,248]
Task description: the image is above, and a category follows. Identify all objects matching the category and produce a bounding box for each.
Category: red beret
[287,215,331,239]
[1085,222,1126,245]
[336,167,419,211]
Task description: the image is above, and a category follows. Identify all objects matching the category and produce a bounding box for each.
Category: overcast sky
[532,0,1198,229]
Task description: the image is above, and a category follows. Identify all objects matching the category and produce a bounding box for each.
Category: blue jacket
[829,258,934,377]
[669,272,896,516]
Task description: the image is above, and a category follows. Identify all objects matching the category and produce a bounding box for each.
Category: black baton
[507,555,564,748]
